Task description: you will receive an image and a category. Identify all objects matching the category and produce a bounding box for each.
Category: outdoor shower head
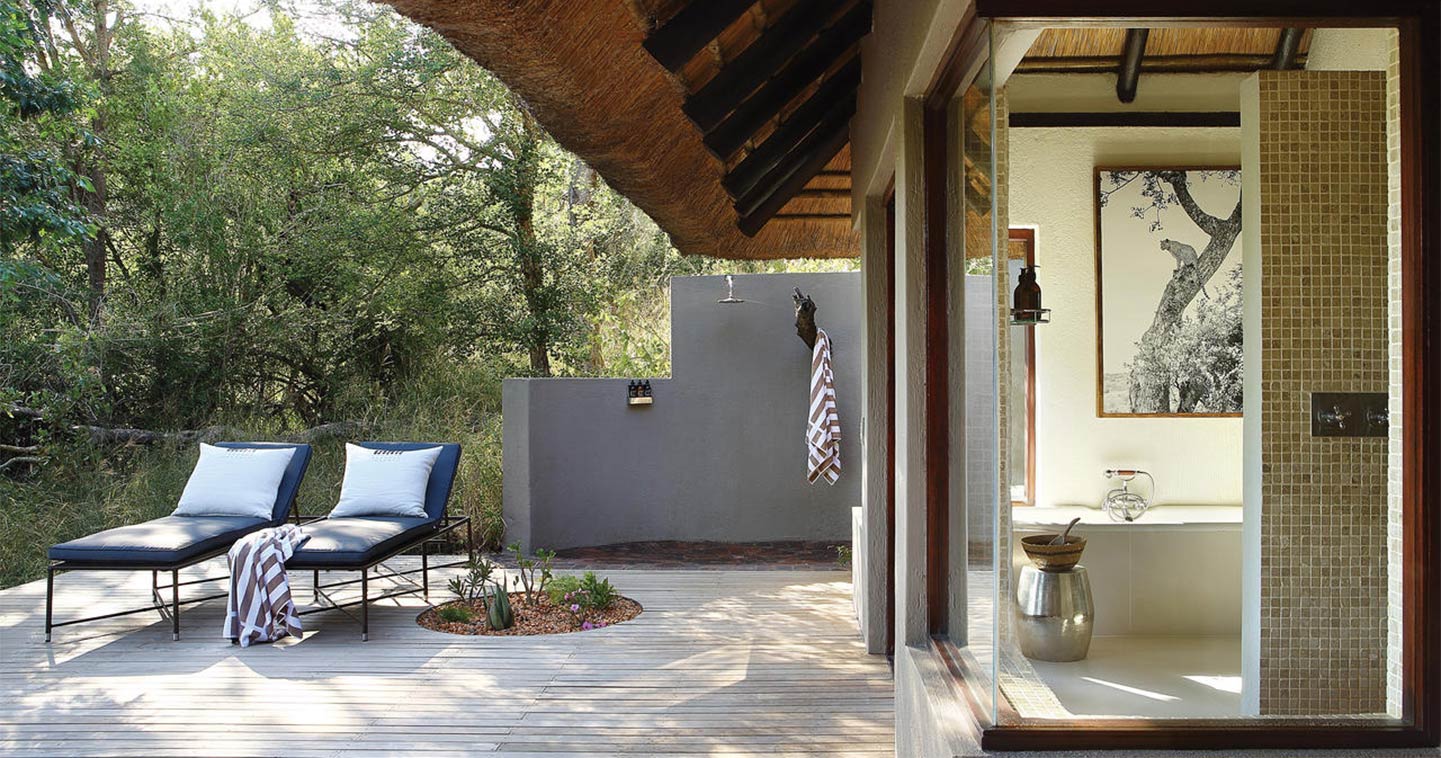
[717,274,745,304]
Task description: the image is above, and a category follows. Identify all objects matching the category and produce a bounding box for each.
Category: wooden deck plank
[0,560,894,756]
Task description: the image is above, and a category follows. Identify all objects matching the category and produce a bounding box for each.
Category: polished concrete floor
[1021,635,1242,719]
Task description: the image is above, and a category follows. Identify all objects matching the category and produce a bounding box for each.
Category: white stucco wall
[1306,28,1392,71]
[1007,71,1249,113]
[852,0,972,200]
[1008,125,1245,510]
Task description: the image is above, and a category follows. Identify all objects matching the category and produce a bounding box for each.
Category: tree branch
[0,456,43,473]
[1158,171,1233,237]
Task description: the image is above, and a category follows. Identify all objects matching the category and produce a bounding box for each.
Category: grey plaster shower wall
[503,273,863,551]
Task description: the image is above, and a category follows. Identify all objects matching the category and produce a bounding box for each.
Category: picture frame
[1094,166,1245,418]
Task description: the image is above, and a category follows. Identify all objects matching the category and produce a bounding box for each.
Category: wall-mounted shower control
[1310,392,1388,437]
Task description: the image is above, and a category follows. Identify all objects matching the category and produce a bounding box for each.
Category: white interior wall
[1007,125,1245,510]
[1007,72,1247,113]
[1239,75,1263,716]
[1306,28,1393,71]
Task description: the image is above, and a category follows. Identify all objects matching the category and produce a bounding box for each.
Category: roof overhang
[381,0,865,260]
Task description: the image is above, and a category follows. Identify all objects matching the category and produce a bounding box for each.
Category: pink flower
[570,604,581,612]
[581,621,594,630]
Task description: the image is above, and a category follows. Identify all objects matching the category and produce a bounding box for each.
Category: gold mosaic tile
[1256,70,1390,715]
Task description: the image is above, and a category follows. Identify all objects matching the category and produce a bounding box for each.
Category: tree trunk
[514,109,551,377]
[62,1,121,325]
[1128,171,1243,413]
[79,158,108,324]
[567,159,606,374]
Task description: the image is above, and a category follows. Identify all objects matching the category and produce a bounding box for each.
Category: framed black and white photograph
[1095,167,1244,417]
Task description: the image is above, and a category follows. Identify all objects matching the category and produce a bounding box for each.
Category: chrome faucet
[1102,469,1155,522]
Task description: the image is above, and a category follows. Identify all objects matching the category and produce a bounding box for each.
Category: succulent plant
[438,605,472,624]
[487,582,514,630]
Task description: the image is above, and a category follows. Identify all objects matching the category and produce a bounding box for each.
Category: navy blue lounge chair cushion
[286,441,459,568]
[286,517,439,568]
[48,516,269,565]
[47,442,312,567]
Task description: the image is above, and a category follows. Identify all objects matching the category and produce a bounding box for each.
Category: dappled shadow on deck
[0,558,893,757]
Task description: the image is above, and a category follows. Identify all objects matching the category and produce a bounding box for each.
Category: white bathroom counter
[1011,505,1244,637]
[1013,504,1242,530]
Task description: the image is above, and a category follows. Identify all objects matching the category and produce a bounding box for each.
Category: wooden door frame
[925,1,1441,751]
[1007,228,1037,507]
[884,185,897,658]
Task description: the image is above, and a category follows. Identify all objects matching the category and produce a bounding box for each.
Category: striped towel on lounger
[224,524,307,647]
[808,328,842,485]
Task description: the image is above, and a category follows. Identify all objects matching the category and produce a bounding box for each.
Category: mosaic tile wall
[1384,29,1403,719]
[1256,70,1390,715]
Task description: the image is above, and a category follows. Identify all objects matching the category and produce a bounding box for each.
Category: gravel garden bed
[417,549,641,636]
[417,592,642,636]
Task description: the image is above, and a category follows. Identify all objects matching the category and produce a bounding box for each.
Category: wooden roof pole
[736,111,852,236]
[702,1,871,159]
[721,57,861,198]
[1270,28,1306,70]
[1117,28,1149,103]
[683,0,845,130]
[643,0,757,72]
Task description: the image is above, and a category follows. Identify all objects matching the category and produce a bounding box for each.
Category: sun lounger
[45,442,312,641]
[286,442,470,640]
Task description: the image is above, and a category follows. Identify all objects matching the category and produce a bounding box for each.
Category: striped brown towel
[223,524,307,647]
[808,329,842,485]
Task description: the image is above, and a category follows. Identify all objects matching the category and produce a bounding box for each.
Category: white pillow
[329,444,442,519]
[173,444,297,519]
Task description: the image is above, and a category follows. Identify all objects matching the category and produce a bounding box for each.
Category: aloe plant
[448,556,498,615]
[487,581,514,630]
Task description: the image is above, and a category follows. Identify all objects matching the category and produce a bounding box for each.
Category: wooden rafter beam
[642,0,757,73]
[1270,27,1306,70]
[721,59,860,199]
[1116,28,1149,103]
[682,0,849,132]
[735,109,853,237]
[702,1,870,159]
[1016,53,1307,74]
[735,98,854,217]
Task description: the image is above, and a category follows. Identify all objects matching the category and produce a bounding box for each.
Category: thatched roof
[1018,27,1315,72]
[381,0,861,260]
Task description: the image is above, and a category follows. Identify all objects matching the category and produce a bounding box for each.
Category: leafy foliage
[437,604,472,624]
[578,571,617,610]
[1125,265,1244,414]
[546,570,618,610]
[545,574,582,606]
[448,555,498,605]
[0,0,856,588]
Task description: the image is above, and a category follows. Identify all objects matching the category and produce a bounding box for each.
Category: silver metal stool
[1015,563,1094,662]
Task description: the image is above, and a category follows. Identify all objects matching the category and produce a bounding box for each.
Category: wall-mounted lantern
[1011,265,1051,325]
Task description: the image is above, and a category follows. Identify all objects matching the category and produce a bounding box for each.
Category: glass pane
[992,22,1403,724]
[958,25,1001,727]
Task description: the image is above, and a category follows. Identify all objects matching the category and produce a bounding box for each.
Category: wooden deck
[0,559,894,756]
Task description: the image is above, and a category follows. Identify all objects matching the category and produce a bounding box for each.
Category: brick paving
[482,540,852,570]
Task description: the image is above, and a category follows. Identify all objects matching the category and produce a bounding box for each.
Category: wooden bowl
[1020,534,1087,572]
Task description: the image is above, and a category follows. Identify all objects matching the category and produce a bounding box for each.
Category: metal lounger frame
[287,514,474,641]
[44,509,306,643]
